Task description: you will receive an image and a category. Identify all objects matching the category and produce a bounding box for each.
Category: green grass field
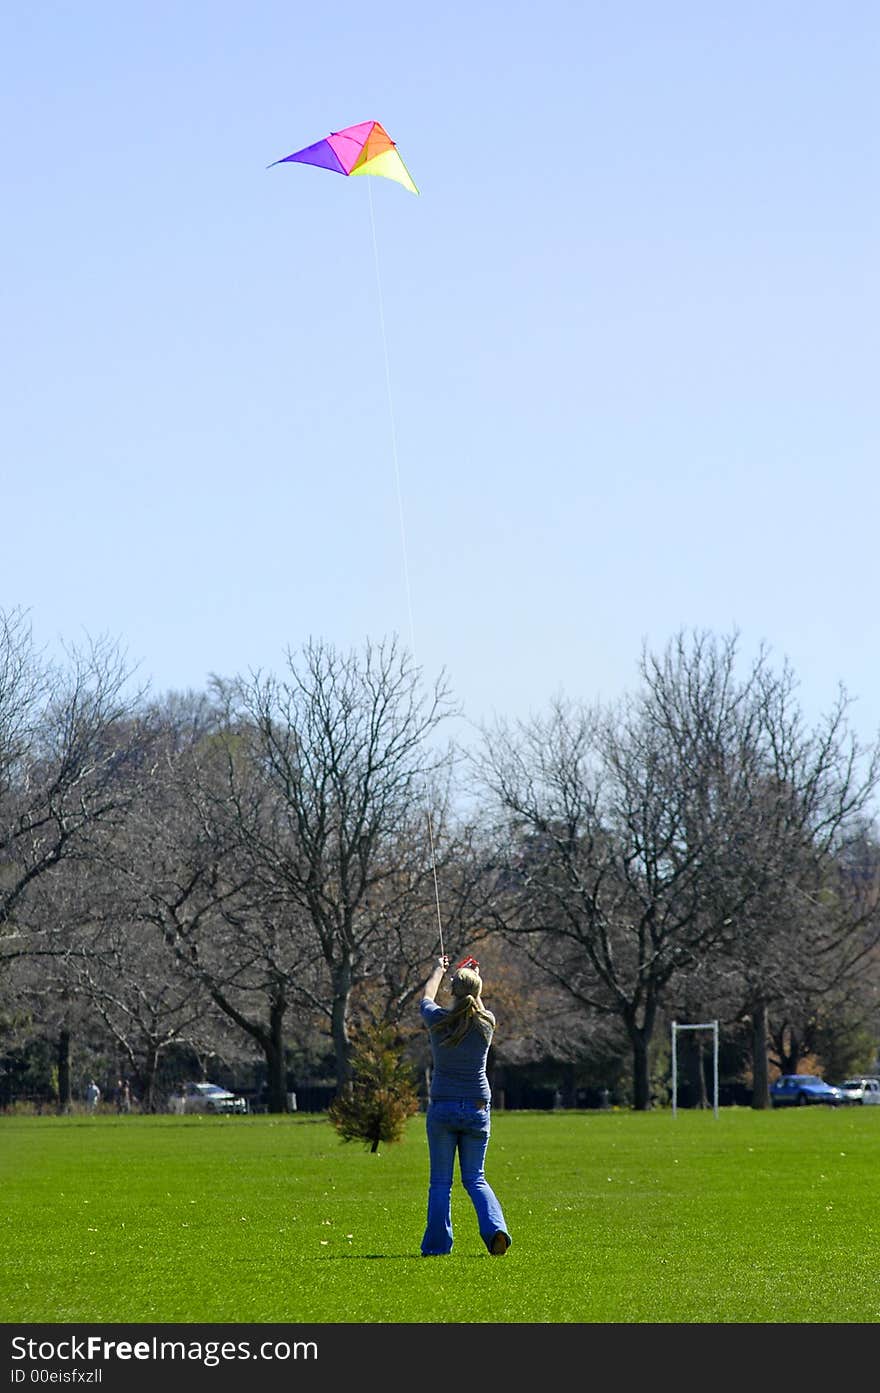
[2,1108,879,1324]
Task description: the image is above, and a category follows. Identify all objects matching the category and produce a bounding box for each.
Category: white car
[172,1082,248,1115]
[838,1076,880,1106]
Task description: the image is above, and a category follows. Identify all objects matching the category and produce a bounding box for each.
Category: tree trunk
[140,1043,161,1112]
[778,1024,800,1076]
[750,999,771,1109]
[685,1033,709,1109]
[626,998,657,1111]
[631,1029,652,1110]
[57,1028,71,1114]
[265,996,288,1114]
[331,960,354,1096]
[207,982,289,1113]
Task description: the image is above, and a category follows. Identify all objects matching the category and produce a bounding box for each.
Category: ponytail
[430,967,495,1047]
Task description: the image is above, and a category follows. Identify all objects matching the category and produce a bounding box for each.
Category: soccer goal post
[671,1020,719,1118]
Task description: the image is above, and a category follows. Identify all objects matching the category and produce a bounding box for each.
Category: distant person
[168,1084,186,1115]
[418,955,511,1257]
[84,1080,100,1111]
[117,1080,132,1114]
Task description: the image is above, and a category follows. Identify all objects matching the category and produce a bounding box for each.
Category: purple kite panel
[273,138,346,174]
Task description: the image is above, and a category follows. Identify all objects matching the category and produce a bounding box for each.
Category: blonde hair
[431,967,496,1047]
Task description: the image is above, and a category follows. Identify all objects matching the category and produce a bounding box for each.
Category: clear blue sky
[3,2,878,751]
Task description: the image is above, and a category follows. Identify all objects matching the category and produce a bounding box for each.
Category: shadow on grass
[318,1253,489,1261]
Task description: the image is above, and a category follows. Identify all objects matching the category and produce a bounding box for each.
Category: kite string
[367,180,445,963]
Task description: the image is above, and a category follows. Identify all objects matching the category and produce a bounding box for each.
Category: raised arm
[421,955,450,1003]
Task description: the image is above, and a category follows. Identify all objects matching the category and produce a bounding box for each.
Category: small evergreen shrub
[328,1022,420,1153]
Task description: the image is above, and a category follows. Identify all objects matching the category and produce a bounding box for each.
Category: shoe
[489,1232,510,1256]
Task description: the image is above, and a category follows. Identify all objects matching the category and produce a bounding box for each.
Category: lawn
[2,1107,879,1324]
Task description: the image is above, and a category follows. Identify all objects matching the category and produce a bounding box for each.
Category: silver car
[173,1082,248,1115]
[838,1076,880,1106]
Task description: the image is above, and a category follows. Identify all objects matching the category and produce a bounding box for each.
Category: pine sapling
[328,1022,421,1154]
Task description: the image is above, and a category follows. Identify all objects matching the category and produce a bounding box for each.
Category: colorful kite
[268,120,418,195]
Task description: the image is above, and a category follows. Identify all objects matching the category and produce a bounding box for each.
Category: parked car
[836,1076,880,1106]
[769,1074,847,1108]
[171,1082,248,1115]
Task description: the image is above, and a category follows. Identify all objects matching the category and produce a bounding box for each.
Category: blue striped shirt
[420,998,495,1102]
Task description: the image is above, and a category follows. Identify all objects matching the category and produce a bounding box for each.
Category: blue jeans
[421,1100,510,1255]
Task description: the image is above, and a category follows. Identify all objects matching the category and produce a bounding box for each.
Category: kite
[268,119,419,195]
[455,956,480,972]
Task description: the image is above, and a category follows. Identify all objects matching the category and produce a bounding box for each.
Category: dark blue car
[770,1074,846,1107]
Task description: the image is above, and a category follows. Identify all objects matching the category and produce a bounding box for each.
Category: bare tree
[72,905,227,1111]
[473,695,726,1109]
[0,608,145,942]
[473,630,875,1109]
[0,609,149,1103]
[213,636,458,1095]
[102,691,317,1113]
[704,661,880,1106]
